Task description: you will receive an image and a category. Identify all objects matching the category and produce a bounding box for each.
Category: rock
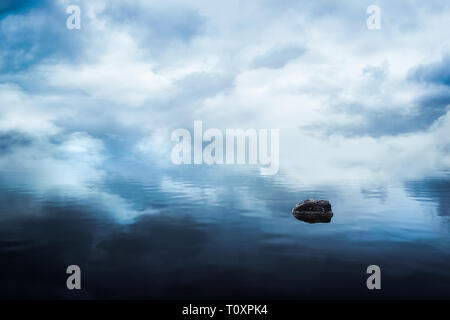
[292,199,333,223]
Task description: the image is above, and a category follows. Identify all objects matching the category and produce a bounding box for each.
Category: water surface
[0,164,449,299]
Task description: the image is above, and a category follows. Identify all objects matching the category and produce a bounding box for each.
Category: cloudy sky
[1,0,450,191]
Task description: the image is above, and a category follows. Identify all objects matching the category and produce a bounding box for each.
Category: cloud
[99,0,206,52]
[0,131,105,187]
[251,46,306,69]
[409,55,450,87]
[0,1,86,73]
[0,0,450,191]
[0,83,62,136]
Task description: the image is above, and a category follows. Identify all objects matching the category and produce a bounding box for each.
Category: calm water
[0,162,449,299]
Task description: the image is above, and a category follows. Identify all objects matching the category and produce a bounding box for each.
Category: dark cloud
[302,58,450,138]
[303,95,450,138]
[414,89,450,125]
[0,2,87,73]
[302,101,421,138]
[0,131,32,152]
[409,55,450,87]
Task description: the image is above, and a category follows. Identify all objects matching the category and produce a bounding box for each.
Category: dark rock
[292,199,333,223]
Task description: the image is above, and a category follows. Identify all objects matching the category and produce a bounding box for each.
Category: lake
[0,162,449,299]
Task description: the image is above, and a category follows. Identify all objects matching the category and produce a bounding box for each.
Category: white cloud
[0,84,62,136]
